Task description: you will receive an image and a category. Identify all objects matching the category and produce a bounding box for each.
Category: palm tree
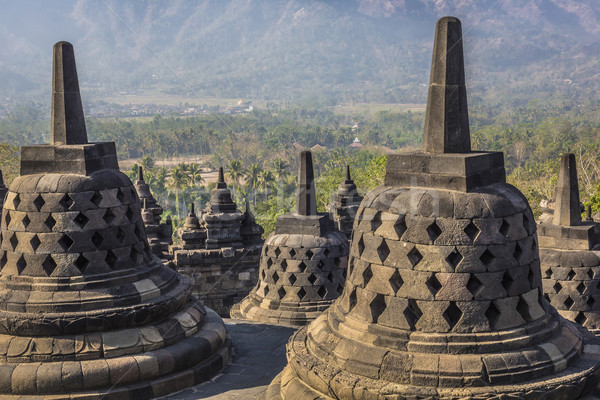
[139,155,155,172]
[167,165,190,218]
[245,163,262,204]
[258,170,275,201]
[271,158,289,181]
[187,163,203,186]
[228,159,246,185]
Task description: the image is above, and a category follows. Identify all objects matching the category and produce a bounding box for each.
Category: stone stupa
[0,41,230,398]
[539,153,600,332]
[330,165,363,240]
[231,150,348,326]
[266,17,600,399]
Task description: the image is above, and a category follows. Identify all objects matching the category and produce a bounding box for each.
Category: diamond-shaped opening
[327,271,334,282]
[407,246,423,268]
[544,293,551,302]
[567,269,576,280]
[29,235,40,251]
[272,271,279,283]
[577,282,586,295]
[389,270,404,294]
[480,249,495,267]
[126,206,134,222]
[588,268,595,280]
[501,270,514,293]
[91,232,103,248]
[575,312,587,325]
[289,249,296,258]
[545,267,553,279]
[274,247,281,258]
[564,296,575,309]
[105,250,117,268]
[347,258,354,277]
[426,221,442,243]
[261,270,266,280]
[289,273,297,285]
[369,293,386,323]
[308,273,317,285]
[73,212,89,229]
[513,242,523,262]
[426,274,442,296]
[45,215,56,230]
[587,296,595,309]
[357,236,365,255]
[362,265,373,285]
[0,252,6,268]
[42,255,56,276]
[317,286,327,299]
[446,248,463,270]
[371,211,383,232]
[280,259,287,271]
[517,295,533,322]
[16,255,26,274]
[298,261,307,273]
[9,233,18,251]
[323,248,330,257]
[377,239,390,263]
[266,258,273,268]
[528,266,536,288]
[21,214,30,228]
[394,217,407,239]
[74,254,89,273]
[554,281,562,293]
[59,193,74,210]
[464,221,480,242]
[33,194,45,211]
[58,234,74,251]
[317,260,325,270]
[404,299,422,330]
[348,288,357,311]
[500,219,510,237]
[337,283,344,295]
[116,228,126,242]
[467,275,484,298]
[117,188,125,203]
[263,285,270,296]
[103,209,116,225]
[444,302,462,330]
[91,191,103,206]
[297,287,306,300]
[486,302,501,329]
[4,212,10,227]
[277,287,286,299]
[306,249,314,259]
[13,194,20,209]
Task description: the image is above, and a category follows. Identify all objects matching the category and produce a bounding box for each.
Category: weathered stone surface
[266,17,600,400]
[330,165,363,240]
[0,41,231,398]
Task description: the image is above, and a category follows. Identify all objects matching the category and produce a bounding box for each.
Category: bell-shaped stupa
[265,17,600,399]
[539,153,600,332]
[330,165,363,240]
[231,150,348,326]
[0,42,230,398]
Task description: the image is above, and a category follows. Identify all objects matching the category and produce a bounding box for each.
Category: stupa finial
[217,167,226,189]
[138,165,144,181]
[296,150,317,216]
[345,165,351,181]
[50,41,88,145]
[553,153,581,226]
[422,16,470,154]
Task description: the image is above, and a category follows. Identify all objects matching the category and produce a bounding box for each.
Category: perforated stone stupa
[266,17,600,400]
[330,165,363,240]
[134,166,173,261]
[231,150,348,326]
[0,41,230,398]
[172,168,264,316]
[539,153,600,333]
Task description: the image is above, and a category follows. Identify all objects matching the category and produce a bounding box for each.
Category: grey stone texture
[135,166,173,262]
[330,165,363,240]
[540,153,600,333]
[266,17,600,400]
[0,41,231,398]
[172,172,264,317]
[231,150,349,326]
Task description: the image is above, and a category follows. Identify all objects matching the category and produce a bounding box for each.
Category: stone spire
[553,153,581,226]
[209,166,237,213]
[217,166,226,189]
[330,165,363,240]
[422,16,470,154]
[138,164,144,181]
[296,150,317,216]
[50,41,87,145]
[345,164,351,181]
[183,202,201,230]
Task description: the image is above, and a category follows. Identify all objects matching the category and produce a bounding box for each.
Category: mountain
[1,0,599,106]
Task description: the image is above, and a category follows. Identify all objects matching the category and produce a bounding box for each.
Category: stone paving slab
[159,318,296,400]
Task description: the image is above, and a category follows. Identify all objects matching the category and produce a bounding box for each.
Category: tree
[167,165,190,218]
[271,158,289,181]
[228,159,246,185]
[187,162,203,186]
[245,163,262,204]
[258,170,275,201]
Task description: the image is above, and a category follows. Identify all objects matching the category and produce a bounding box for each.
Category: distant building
[349,137,363,148]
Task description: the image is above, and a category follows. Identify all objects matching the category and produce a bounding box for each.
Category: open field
[331,103,426,116]
[98,90,270,108]
[119,154,221,185]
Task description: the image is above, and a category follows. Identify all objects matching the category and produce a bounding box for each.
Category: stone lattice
[265,17,600,400]
[539,153,600,332]
[134,166,173,261]
[231,150,348,326]
[0,41,231,398]
[330,165,363,240]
